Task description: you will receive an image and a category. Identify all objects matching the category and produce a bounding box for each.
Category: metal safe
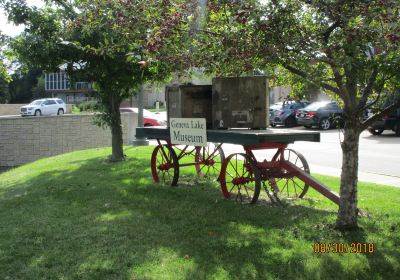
[166,84,213,128]
[212,76,269,129]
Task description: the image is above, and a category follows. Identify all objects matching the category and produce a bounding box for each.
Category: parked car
[269,102,284,125]
[296,101,343,130]
[120,107,166,126]
[20,98,66,116]
[366,103,400,136]
[270,101,310,127]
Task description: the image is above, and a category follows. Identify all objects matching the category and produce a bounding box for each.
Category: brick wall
[0,113,137,167]
[0,104,73,116]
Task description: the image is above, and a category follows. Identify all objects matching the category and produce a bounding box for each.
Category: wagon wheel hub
[232,177,250,185]
[158,163,172,171]
[204,159,216,166]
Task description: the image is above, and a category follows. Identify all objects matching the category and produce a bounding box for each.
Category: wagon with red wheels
[136,127,340,206]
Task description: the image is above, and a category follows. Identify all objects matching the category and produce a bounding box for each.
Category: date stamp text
[313,242,375,254]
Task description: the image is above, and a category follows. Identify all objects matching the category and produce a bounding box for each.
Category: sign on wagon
[169,118,207,146]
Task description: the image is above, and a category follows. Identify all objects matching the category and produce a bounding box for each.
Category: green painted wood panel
[136,127,320,145]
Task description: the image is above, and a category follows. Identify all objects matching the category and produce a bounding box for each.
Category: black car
[366,107,400,136]
[269,101,310,127]
[296,101,343,130]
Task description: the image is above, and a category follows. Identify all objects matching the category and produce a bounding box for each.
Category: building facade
[44,71,95,104]
[45,71,167,107]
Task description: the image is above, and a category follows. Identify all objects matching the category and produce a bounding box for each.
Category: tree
[0,77,10,103]
[0,32,12,102]
[31,75,47,99]
[8,69,42,103]
[5,0,175,161]
[190,0,400,229]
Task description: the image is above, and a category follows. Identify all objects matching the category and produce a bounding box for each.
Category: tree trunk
[336,121,361,230]
[109,95,124,162]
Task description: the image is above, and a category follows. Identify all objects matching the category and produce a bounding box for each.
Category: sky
[0,0,44,37]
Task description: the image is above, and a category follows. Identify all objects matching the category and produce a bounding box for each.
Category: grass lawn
[0,146,399,280]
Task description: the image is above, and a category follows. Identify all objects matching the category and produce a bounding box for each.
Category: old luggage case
[212,76,269,129]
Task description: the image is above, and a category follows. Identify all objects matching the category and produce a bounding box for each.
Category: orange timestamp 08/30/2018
[313,242,375,254]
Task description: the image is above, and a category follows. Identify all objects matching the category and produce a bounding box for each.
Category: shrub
[78,101,101,112]
[71,105,81,114]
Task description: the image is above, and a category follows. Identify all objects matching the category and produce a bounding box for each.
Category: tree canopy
[0,33,11,82]
[173,0,400,229]
[5,0,184,160]
[193,1,400,110]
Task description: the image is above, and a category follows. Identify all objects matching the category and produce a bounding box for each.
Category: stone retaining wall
[0,113,137,167]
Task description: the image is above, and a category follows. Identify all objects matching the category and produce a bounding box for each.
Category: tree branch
[322,48,352,104]
[282,63,340,94]
[359,72,397,111]
[323,20,341,43]
[344,65,359,107]
[190,28,222,37]
[358,67,378,109]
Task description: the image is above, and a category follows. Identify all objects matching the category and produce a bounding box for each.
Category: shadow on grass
[341,226,400,280]
[0,151,398,279]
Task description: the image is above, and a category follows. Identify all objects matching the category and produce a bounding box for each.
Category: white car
[20,98,67,116]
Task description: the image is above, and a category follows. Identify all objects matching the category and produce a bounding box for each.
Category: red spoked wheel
[151,144,179,186]
[195,143,225,180]
[220,153,261,204]
[274,149,310,199]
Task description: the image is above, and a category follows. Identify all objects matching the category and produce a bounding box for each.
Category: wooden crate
[166,85,213,128]
[212,76,269,129]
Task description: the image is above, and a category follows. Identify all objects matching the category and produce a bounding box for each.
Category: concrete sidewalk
[309,165,400,188]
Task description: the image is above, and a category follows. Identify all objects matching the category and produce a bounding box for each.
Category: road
[221,127,400,187]
[294,128,400,186]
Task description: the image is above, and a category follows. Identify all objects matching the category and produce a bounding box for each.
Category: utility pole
[131,84,149,146]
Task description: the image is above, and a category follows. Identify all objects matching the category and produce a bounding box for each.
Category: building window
[57,72,61,89]
[45,73,48,90]
[49,74,53,90]
[62,73,66,89]
[44,71,72,90]
[76,82,90,90]
[45,71,93,92]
